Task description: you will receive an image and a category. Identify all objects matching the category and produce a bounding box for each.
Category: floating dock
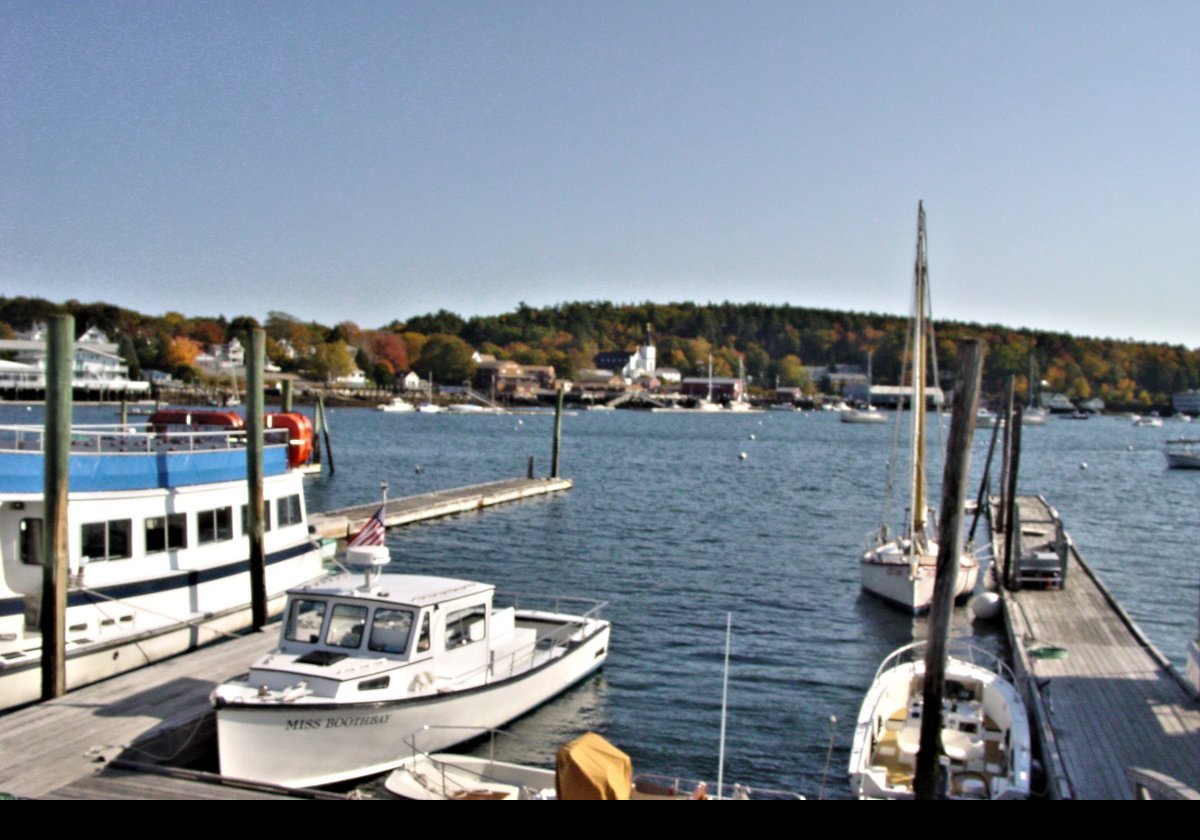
[308,476,572,540]
[996,495,1200,799]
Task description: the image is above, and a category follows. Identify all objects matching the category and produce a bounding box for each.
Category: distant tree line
[2,296,1196,409]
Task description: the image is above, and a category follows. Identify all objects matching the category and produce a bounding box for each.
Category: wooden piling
[41,314,74,700]
[996,377,1015,532]
[551,384,564,479]
[245,328,267,629]
[281,379,293,413]
[915,339,983,800]
[1002,407,1024,590]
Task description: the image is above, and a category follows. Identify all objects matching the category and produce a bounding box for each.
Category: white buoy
[748,433,756,441]
[1080,461,1088,470]
[738,452,748,460]
[971,591,1002,620]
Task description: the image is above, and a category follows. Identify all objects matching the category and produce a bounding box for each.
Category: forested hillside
[3,296,1195,410]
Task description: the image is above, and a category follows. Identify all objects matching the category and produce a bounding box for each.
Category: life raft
[149,409,245,432]
[266,412,315,469]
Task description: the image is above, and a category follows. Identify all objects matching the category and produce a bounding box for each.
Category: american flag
[348,506,386,547]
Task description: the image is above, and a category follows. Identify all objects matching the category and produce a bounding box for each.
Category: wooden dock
[308,476,573,540]
[0,631,293,799]
[997,495,1200,799]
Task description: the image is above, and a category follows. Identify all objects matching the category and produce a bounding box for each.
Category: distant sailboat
[842,351,887,424]
[859,204,978,613]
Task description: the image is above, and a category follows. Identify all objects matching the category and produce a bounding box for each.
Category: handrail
[0,423,289,454]
[872,640,1017,686]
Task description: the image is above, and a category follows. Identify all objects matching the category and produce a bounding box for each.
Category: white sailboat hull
[860,540,978,614]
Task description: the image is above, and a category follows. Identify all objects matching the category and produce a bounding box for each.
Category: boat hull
[849,643,1031,800]
[214,622,610,788]
[860,543,978,614]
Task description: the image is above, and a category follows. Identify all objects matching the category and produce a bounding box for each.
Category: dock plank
[998,495,1200,799]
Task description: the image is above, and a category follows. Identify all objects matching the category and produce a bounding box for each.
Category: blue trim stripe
[0,541,317,618]
[0,447,288,494]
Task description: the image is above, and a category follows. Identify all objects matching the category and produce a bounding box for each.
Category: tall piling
[915,339,984,800]
[246,328,267,628]
[41,314,74,700]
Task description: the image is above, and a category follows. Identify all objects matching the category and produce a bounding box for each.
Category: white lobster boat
[0,409,325,711]
[849,641,1032,800]
[212,545,611,788]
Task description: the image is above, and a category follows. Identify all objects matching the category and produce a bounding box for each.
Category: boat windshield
[368,608,415,655]
[326,604,368,649]
[285,598,328,644]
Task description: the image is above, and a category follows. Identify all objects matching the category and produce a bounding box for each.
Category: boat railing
[872,640,1017,687]
[632,772,804,801]
[0,423,290,454]
[495,592,608,623]
[401,723,518,766]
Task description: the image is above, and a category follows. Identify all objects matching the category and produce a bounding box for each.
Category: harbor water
[7,404,1196,797]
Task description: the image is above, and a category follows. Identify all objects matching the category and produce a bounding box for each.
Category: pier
[0,630,315,799]
[308,476,573,540]
[996,495,1200,799]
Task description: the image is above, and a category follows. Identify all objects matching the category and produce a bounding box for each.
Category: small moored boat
[849,641,1031,800]
[212,540,611,788]
[1164,438,1200,470]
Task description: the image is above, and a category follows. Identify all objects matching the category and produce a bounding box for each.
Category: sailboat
[859,204,978,613]
[842,351,888,424]
[694,353,723,411]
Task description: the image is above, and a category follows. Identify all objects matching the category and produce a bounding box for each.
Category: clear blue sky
[3,2,1197,346]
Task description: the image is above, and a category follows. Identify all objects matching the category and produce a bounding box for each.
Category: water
[6,404,1196,797]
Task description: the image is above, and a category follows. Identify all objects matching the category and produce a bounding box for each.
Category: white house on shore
[0,324,148,395]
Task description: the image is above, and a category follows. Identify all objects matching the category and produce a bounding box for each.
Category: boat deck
[309,477,573,539]
[996,495,1200,799]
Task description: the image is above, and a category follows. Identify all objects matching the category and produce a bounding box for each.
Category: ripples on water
[12,405,1196,797]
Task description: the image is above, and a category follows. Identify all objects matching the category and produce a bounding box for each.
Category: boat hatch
[296,650,348,667]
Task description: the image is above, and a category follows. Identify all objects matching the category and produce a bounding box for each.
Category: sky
[2,2,1197,346]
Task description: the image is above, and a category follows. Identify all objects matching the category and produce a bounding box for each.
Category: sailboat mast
[911,203,928,537]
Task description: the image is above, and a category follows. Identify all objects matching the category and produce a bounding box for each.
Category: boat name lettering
[285,713,391,731]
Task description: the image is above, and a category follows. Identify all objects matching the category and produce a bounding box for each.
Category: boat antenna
[717,612,731,800]
[819,714,837,800]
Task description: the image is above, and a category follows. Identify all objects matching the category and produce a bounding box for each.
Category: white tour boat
[212,544,611,788]
[376,397,415,413]
[860,205,977,613]
[0,409,326,711]
[849,641,1032,800]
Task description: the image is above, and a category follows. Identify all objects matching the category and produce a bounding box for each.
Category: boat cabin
[243,574,543,702]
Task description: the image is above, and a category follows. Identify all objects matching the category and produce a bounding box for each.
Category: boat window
[19,518,43,565]
[198,506,233,544]
[81,519,132,562]
[240,502,271,535]
[444,606,487,649]
[417,613,431,653]
[368,608,414,655]
[326,604,368,649]
[276,494,303,527]
[145,513,188,553]
[285,599,328,644]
